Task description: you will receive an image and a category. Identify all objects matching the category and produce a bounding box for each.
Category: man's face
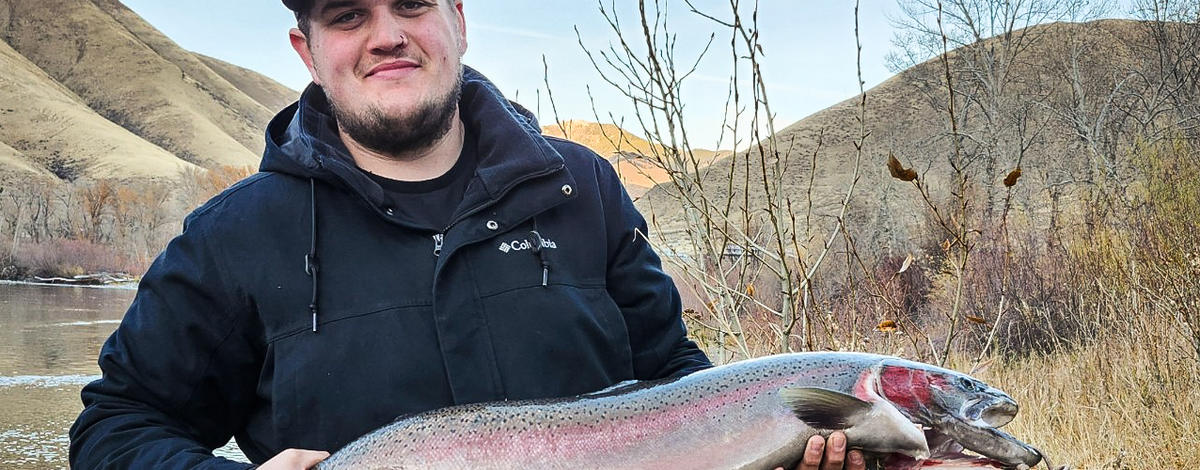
[290,0,467,156]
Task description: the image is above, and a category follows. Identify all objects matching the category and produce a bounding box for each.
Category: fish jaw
[933,416,1042,468]
[871,361,1042,469]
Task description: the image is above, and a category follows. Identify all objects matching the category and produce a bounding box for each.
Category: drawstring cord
[527,220,550,287]
[305,178,320,333]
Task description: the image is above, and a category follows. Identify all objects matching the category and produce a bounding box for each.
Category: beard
[327,72,463,159]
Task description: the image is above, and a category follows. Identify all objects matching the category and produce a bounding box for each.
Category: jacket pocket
[264,304,453,452]
[479,284,635,399]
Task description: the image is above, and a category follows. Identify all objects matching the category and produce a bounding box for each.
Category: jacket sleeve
[69,212,260,470]
[597,160,712,380]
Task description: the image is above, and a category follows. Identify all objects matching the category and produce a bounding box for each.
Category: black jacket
[69,67,711,469]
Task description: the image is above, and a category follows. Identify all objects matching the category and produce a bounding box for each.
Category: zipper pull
[527,230,549,287]
[432,233,444,257]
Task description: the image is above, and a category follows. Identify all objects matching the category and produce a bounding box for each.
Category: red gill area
[872,365,952,416]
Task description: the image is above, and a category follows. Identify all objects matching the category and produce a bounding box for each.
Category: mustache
[359,55,424,77]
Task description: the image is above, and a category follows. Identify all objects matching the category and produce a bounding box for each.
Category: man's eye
[397,1,429,11]
[332,11,362,24]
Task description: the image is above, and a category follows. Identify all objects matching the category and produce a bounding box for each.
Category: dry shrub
[0,165,259,280]
[9,238,137,278]
[179,165,256,209]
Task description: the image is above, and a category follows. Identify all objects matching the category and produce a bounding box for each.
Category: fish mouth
[962,393,1019,428]
[878,395,1039,469]
[880,427,1041,469]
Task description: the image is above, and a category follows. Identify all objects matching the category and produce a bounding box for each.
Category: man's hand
[258,448,330,470]
[775,431,867,470]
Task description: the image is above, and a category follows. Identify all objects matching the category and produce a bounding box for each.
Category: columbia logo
[498,237,557,253]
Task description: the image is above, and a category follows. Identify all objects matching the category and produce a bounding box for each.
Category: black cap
[281,0,310,13]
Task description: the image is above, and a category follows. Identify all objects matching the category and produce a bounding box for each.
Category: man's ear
[453,0,467,54]
[289,28,322,86]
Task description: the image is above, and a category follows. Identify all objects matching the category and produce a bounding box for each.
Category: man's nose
[366,14,407,54]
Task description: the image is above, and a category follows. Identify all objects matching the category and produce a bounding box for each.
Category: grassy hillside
[637,20,1174,255]
[0,140,52,183]
[0,36,196,180]
[195,53,300,114]
[0,0,283,171]
[0,0,297,278]
[542,120,729,197]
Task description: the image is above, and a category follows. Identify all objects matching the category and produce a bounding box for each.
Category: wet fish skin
[315,352,1040,470]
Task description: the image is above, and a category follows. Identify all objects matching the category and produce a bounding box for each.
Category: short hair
[296,10,311,36]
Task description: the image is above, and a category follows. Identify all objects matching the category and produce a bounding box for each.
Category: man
[69,1,864,469]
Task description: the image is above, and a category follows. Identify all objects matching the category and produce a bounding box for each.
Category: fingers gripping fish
[316,352,1044,469]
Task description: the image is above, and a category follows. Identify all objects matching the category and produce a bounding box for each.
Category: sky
[119,1,1131,150]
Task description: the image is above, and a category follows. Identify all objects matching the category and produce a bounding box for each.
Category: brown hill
[638,19,1189,254]
[195,53,299,114]
[0,35,196,181]
[542,120,729,197]
[0,0,299,181]
[0,139,53,184]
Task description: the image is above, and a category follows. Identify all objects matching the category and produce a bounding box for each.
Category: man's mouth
[365,59,420,78]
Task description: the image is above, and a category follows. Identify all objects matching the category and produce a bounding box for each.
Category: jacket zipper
[432,233,444,257]
[432,163,566,259]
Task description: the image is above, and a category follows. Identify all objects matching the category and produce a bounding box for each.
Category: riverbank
[0,279,137,290]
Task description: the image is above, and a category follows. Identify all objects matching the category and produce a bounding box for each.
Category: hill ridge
[0,0,300,181]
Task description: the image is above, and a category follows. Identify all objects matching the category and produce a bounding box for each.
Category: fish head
[873,360,1042,469]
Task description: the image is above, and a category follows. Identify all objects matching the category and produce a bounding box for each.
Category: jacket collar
[261,66,565,214]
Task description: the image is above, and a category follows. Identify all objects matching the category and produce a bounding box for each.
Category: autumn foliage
[0,165,255,279]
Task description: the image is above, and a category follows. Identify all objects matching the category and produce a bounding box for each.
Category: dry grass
[978,316,1200,469]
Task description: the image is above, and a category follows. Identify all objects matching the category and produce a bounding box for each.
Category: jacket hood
[261,66,561,209]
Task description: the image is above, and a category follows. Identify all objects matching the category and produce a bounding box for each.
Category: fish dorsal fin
[586,379,640,395]
[779,387,872,429]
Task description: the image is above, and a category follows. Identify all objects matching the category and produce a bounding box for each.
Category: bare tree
[79,179,116,243]
[576,0,871,360]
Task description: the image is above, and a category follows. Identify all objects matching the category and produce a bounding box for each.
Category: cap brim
[282,0,310,13]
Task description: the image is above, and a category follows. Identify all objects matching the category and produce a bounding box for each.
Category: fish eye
[957,377,982,392]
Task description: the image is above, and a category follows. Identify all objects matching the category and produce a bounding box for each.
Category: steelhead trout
[315,352,1043,469]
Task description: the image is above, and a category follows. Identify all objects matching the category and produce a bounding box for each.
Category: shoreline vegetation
[0,165,253,283]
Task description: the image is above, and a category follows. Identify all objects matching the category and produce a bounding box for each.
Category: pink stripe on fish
[415,374,805,462]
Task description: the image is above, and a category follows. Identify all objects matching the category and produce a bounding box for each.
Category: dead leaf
[899,254,914,274]
[746,284,756,297]
[1003,167,1022,187]
[967,315,988,324]
[887,152,918,182]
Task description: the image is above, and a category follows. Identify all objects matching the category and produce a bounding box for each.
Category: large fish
[315,352,1044,469]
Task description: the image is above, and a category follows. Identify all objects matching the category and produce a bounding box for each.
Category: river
[0,282,247,468]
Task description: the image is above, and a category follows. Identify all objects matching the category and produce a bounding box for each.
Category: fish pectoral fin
[781,387,931,460]
[779,387,872,429]
[845,399,930,460]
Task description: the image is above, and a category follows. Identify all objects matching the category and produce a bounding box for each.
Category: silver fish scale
[317,353,926,470]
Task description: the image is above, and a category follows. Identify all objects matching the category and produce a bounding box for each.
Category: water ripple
[0,375,100,388]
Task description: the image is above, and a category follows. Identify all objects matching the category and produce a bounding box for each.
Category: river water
[0,282,247,468]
